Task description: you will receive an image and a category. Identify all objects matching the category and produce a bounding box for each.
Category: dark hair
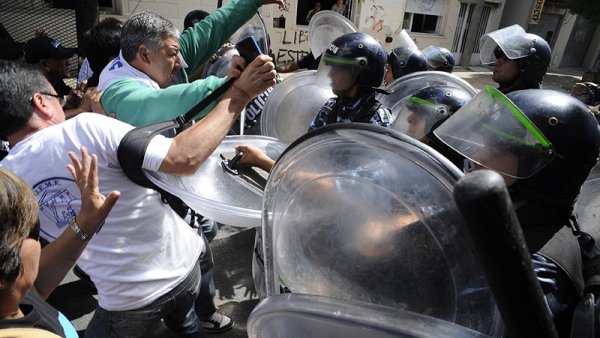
[0,167,39,285]
[184,9,210,30]
[0,60,51,137]
[82,17,123,87]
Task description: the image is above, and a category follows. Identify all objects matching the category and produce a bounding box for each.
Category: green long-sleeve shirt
[100,0,261,127]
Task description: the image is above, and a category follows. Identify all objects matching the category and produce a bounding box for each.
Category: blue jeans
[195,232,217,320]
[85,260,205,338]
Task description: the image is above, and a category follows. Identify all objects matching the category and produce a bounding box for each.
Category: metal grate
[0,0,78,80]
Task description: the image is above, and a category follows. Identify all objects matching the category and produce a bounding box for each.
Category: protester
[0,54,275,337]
[23,36,95,118]
[479,24,551,94]
[433,87,600,335]
[0,147,120,337]
[81,17,123,89]
[98,0,284,127]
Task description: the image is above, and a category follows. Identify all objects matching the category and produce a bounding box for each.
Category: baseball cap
[23,36,77,64]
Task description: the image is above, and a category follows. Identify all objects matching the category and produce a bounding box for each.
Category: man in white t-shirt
[0,56,276,337]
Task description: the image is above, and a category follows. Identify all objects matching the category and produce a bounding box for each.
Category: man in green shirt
[98,0,283,126]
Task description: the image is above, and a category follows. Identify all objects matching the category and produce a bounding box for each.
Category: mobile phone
[235,36,263,64]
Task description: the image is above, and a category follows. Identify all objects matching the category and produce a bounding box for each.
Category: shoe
[202,312,234,333]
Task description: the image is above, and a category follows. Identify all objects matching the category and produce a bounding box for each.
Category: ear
[137,44,151,65]
[30,93,54,120]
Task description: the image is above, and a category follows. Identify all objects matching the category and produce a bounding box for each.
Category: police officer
[310,32,392,130]
[422,45,455,73]
[479,24,551,94]
[384,30,427,84]
[433,87,600,335]
[391,85,472,140]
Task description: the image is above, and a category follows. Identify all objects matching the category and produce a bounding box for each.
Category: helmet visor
[392,95,446,140]
[422,45,449,69]
[315,53,366,91]
[480,24,530,64]
[433,86,555,179]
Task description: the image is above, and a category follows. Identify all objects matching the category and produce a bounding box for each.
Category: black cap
[23,36,77,64]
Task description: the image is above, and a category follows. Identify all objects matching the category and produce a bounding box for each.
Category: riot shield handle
[453,170,558,338]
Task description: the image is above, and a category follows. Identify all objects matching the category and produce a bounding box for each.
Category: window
[403,0,446,35]
[296,0,353,26]
[403,13,441,34]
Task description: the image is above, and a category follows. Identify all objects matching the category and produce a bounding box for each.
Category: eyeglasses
[32,92,67,107]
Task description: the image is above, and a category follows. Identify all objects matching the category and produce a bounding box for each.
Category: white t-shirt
[1,113,203,311]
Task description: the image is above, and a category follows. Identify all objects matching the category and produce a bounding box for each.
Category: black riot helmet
[392,85,472,140]
[422,45,455,73]
[387,29,427,80]
[480,25,551,89]
[506,90,600,208]
[436,87,600,211]
[315,32,387,91]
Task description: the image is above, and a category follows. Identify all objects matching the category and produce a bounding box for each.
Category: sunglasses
[28,218,40,241]
[493,47,507,60]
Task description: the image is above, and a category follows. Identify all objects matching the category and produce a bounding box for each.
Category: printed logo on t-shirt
[32,177,79,240]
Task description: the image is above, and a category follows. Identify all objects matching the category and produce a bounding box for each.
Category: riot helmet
[315,32,387,92]
[434,87,600,204]
[480,25,551,88]
[422,45,455,73]
[387,30,427,80]
[505,89,600,206]
[392,85,472,140]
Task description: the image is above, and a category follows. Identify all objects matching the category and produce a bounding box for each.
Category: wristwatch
[69,217,93,241]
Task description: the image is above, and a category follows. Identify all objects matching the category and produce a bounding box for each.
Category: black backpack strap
[177,78,236,131]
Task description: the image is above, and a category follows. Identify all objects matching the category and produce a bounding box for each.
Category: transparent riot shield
[378,71,477,124]
[260,70,334,143]
[199,44,239,79]
[229,12,269,56]
[144,135,288,227]
[308,10,357,58]
[248,294,493,338]
[261,124,502,336]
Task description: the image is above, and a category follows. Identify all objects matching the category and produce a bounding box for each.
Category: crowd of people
[0,4,599,337]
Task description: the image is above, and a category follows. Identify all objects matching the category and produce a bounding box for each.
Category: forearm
[34,219,91,299]
[160,87,250,175]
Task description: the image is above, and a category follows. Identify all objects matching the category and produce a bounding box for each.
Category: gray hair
[0,60,52,137]
[121,11,180,62]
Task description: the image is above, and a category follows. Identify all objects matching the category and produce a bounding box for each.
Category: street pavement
[48,66,586,338]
